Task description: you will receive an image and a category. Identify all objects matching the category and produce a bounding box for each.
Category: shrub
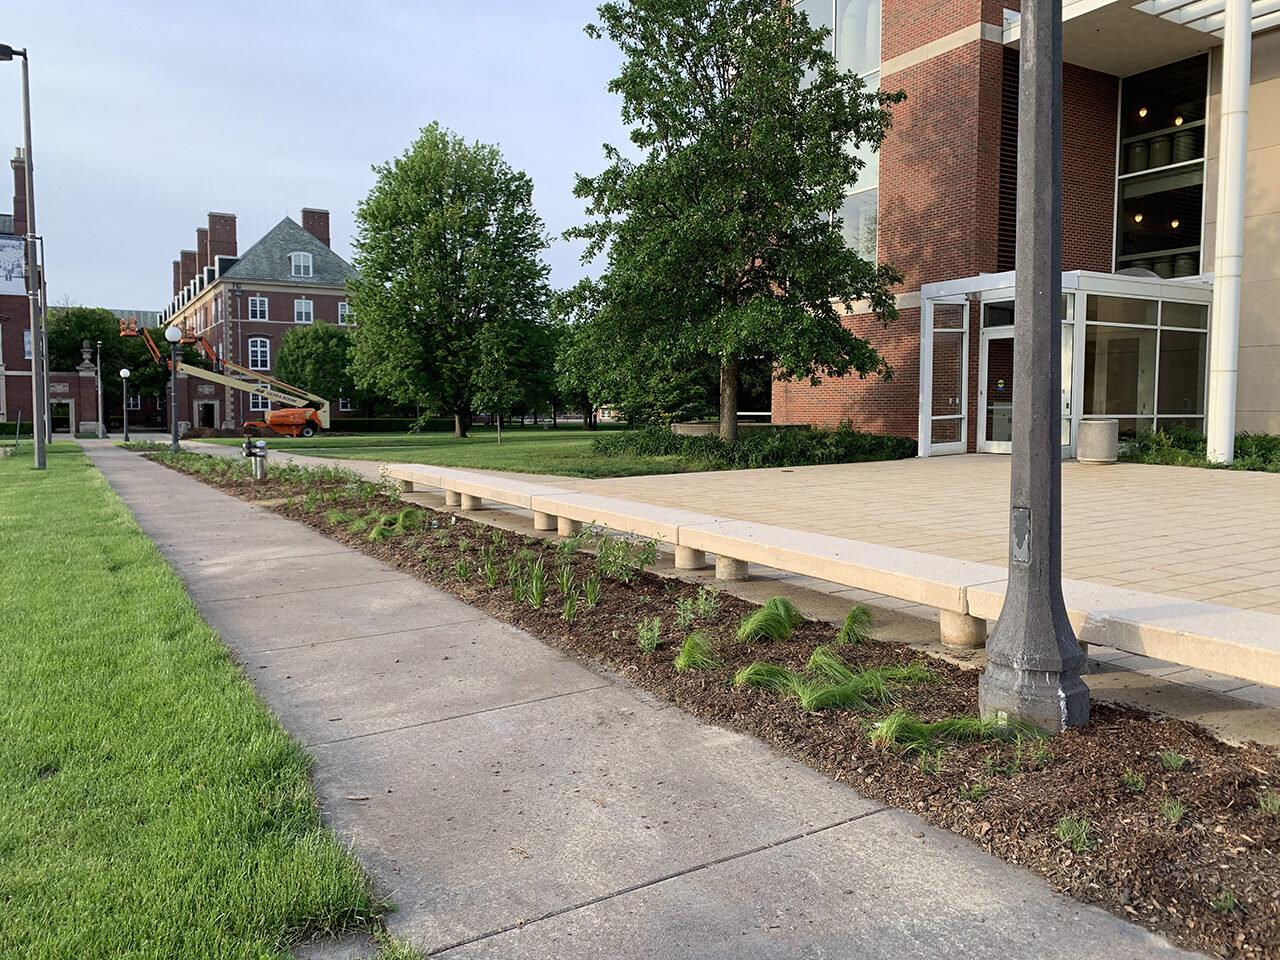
[590,424,916,471]
[637,617,662,653]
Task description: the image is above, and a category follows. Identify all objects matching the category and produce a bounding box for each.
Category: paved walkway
[84,442,1196,959]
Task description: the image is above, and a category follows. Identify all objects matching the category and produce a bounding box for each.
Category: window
[248,296,268,320]
[798,0,882,260]
[338,301,353,325]
[126,394,141,411]
[339,395,356,412]
[1115,55,1208,277]
[289,252,313,277]
[294,299,313,324]
[249,389,270,412]
[248,336,270,370]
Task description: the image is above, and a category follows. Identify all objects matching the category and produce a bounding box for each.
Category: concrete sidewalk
[83,442,1201,959]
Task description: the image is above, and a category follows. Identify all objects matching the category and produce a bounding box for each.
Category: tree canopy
[46,307,173,403]
[273,323,358,409]
[348,123,553,437]
[565,0,905,440]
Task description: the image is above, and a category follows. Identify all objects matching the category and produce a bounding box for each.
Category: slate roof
[222,216,357,286]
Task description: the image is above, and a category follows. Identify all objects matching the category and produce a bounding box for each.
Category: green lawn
[198,425,689,479]
[0,446,380,958]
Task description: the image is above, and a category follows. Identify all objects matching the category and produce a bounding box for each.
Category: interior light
[1134,213,1144,223]
[1170,219,1180,229]
[1138,107,1148,118]
[1174,116,1184,126]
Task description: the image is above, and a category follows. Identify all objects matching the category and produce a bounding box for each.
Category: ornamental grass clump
[836,604,875,645]
[736,596,804,642]
[869,709,1042,756]
[732,662,805,694]
[673,631,721,673]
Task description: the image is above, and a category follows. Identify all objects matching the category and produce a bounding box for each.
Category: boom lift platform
[120,317,331,437]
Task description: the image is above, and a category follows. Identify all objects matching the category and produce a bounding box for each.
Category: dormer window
[289,251,313,277]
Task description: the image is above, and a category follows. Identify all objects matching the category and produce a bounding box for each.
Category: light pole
[165,326,182,453]
[119,368,130,442]
[977,0,1088,734]
[0,42,46,469]
[95,340,105,439]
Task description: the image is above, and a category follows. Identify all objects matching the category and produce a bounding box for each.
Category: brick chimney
[195,227,209,274]
[172,260,182,296]
[207,212,237,260]
[10,147,27,237]
[301,208,330,248]
[179,249,197,289]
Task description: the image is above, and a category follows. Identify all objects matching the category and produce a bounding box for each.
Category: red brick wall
[195,228,209,274]
[883,0,984,61]
[207,213,237,260]
[179,250,197,289]
[1063,63,1118,272]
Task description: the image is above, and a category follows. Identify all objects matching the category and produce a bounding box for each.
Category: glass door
[979,329,1015,453]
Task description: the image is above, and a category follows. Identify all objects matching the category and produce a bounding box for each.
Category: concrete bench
[382,463,1280,688]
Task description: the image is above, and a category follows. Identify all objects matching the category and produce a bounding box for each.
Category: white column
[917,295,933,457]
[1207,0,1251,464]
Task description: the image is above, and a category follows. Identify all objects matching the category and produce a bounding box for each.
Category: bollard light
[164,326,182,453]
[119,368,130,442]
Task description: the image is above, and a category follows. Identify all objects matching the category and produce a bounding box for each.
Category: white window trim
[339,396,356,412]
[248,336,271,371]
[248,296,269,321]
[338,302,353,325]
[289,251,314,278]
[125,394,142,411]
[249,388,271,412]
[294,299,314,324]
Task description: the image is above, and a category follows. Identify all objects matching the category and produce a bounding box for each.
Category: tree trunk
[496,413,502,445]
[719,361,739,443]
[454,411,468,439]
[552,406,557,428]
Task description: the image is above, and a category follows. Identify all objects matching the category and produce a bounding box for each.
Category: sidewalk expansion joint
[195,575,407,603]
[252,615,494,654]
[304,682,616,749]
[426,806,888,957]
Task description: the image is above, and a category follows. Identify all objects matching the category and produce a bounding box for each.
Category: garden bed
[148,450,1280,959]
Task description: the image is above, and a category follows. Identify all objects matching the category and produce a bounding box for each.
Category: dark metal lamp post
[119,368,130,442]
[0,42,46,469]
[165,326,182,453]
[977,0,1089,734]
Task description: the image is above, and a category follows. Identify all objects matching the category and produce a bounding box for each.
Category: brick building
[158,208,357,429]
[774,0,1279,458]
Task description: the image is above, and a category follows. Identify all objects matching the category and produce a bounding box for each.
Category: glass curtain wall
[795,0,882,260]
[1115,56,1209,278]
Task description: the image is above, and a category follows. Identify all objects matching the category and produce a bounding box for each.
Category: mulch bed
[152,457,1280,959]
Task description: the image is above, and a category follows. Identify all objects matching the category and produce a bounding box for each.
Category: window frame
[248,388,271,412]
[337,301,353,325]
[289,251,314,278]
[248,336,271,371]
[248,296,268,321]
[294,299,314,324]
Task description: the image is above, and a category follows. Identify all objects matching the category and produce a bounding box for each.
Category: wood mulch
[152,458,1280,959]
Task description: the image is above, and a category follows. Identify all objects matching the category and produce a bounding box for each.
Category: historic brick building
[774,1,1279,458]
[159,209,357,429]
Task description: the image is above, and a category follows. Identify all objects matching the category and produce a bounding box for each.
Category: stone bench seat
[382,463,1280,688]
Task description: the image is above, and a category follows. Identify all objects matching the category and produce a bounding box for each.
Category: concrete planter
[670,421,809,437]
[1077,419,1119,464]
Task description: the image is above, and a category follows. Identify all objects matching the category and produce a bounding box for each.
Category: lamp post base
[978,661,1089,735]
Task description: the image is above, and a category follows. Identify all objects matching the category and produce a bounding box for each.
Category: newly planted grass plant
[673,631,721,673]
[1056,814,1096,853]
[482,558,500,588]
[836,604,875,645]
[1210,890,1239,914]
[562,591,579,622]
[732,662,806,694]
[527,560,548,609]
[453,558,473,583]
[583,575,602,608]
[1258,789,1280,816]
[958,780,988,803]
[1120,767,1146,793]
[556,564,575,597]
[736,596,804,642]
[1159,750,1189,771]
[1160,798,1188,824]
[869,709,1043,756]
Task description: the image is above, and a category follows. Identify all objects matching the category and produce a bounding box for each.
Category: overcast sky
[0,1,630,310]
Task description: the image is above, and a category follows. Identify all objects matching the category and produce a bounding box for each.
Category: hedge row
[591,424,917,470]
[328,417,454,433]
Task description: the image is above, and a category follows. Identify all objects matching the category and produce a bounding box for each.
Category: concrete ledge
[678,519,999,615]
[529,492,723,545]
[387,465,568,511]
[967,580,1280,688]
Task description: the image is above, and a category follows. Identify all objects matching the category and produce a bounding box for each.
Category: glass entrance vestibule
[918,271,1213,457]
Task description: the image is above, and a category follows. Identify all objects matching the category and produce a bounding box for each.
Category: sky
[0,1,631,310]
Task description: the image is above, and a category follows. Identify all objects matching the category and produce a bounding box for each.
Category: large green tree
[273,323,358,407]
[568,0,905,441]
[46,307,174,405]
[348,123,553,438]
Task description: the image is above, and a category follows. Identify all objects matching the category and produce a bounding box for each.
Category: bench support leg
[533,511,556,531]
[399,479,415,493]
[460,494,483,511]
[444,490,462,507]
[940,610,987,649]
[557,517,581,537]
[715,556,748,582]
[676,546,707,571]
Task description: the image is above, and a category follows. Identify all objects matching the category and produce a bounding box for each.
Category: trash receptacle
[1077,419,1119,464]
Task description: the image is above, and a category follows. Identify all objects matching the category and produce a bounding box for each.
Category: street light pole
[95,340,105,439]
[977,0,1088,734]
[165,326,183,453]
[120,368,130,442]
[0,43,46,469]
